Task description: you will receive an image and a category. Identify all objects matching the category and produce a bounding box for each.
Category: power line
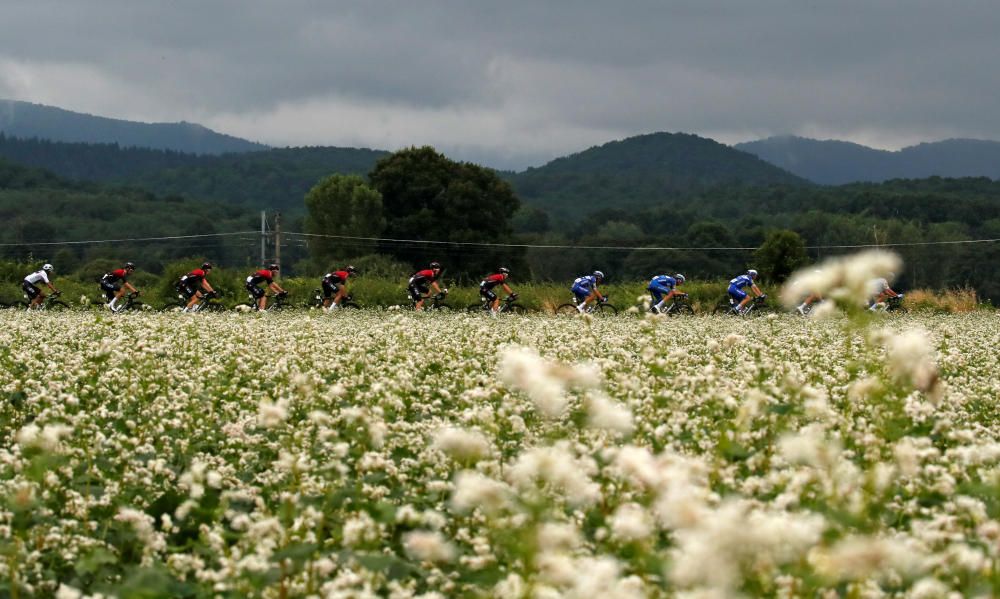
[285,231,1000,251]
[0,231,257,247]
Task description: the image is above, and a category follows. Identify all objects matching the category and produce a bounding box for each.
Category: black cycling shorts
[408,283,429,302]
[322,280,340,298]
[246,284,266,300]
[100,281,120,301]
[22,281,40,299]
[479,285,497,303]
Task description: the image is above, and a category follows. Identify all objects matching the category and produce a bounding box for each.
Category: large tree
[368,146,521,280]
[754,229,808,283]
[304,174,385,267]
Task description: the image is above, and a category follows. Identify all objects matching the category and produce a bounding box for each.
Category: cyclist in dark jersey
[322,265,357,311]
[408,262,445,311]
[246,264,287,311]
[100,262,138,311]
[479,267,516,314]
[177,263,216,312]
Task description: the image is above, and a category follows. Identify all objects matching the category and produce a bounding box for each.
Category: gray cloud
[0,0,997,169]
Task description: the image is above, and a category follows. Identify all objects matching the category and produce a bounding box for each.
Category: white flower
[508,443,601,506]
[586,393,634,435]
[257,398,288,428]
[610,503,653,542]
[432,427,491,462]
[879,328,942,398]
[809,535,927,582]
[402,530,455,563]
[451,471,511,514]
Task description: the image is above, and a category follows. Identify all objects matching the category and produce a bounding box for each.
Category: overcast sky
[0,1,996,169]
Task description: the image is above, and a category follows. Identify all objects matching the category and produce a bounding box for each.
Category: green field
[2,306,998,597]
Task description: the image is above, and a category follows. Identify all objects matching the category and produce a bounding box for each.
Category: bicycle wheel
[671,304,695,316]
[506,304,528,315]
[555,303,581,315]
[339,301,361,309]
[48,300,71,311]
[466,303,487,313]
[713,302,737,316]
[594,303,618,315]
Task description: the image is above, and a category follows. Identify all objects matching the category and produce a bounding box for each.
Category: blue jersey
[729,274,754,290]
[649,275,676,290]
[572,275,598,291]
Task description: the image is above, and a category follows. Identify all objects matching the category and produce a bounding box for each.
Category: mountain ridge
[736,135,1000,184]
[0,99,267,155]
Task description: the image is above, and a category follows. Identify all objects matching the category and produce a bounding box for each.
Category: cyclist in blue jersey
[571,271,606,312]
[647,273,686,313]
[728,269,765,314]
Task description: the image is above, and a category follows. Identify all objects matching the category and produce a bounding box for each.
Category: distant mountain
[736,136,1000,185]
[508,132,807,220]
[0,99,267,154]
[0,134,388,211]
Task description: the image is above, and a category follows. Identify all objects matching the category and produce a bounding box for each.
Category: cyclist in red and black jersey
[480,267,515,313]
[246,264,287,311]
[322,265,357,312]
[100,262,138,311]
[177,263,216,312]
[408,261,445,311]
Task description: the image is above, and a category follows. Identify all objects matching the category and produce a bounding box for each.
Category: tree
[368,146,521,279]
[304,174,385,266]
[754,229,808,283]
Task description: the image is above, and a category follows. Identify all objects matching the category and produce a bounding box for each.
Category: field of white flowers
[3,281,1000,597]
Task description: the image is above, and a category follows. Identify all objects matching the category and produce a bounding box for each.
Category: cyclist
[728,269,765,314]
[571,270,606,312]
[246,264,287,311]
[23,263,59,309]
[795,270,824,316]
[868,274,901,311]
[647,273,686,314]
[479,267,516,314]
[100,262,139,311]
[177,262,216,312]
[322,265,358,312]
[408,262,445,311]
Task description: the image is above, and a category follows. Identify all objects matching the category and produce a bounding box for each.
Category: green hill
[509,132,807,220]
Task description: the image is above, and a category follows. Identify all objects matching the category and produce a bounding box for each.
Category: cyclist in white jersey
[868,275,900,311]
[23,264,59,309]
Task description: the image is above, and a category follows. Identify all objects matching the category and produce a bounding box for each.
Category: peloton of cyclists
[177,262,216,312]
[23,263,59,309]
[728,269,766,315]
[321,265,358,312]
[246,264,288,311]
[101,262,139,312]
[480,267,516,314]
[409,262,446,311]
[647,273,686,313]
[571,270,606,313]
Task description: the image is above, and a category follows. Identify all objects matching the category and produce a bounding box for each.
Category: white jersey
[24,270,50,285]
[872,277,889,292]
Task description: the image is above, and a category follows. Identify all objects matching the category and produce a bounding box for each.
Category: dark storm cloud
[0,1,997,168]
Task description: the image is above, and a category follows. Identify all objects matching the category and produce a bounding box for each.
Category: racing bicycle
[713,294,769,316]
[467,294,527,315]
[647,294,695,316]
[555,295,618,315]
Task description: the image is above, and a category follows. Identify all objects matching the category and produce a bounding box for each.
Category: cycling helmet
[430,261,442,270]
[498,267,510,275]
[747,269,758,279]
[269,263,279,271]
[42,263,53,272]
[593,270,605,279]
[675,273,686,283]
[125,262,136,270]
[345,265,358,274]
[202,262,213,270]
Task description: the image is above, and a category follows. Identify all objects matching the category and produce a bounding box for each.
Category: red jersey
[411,269,438,283]
[324,270,350,283]
[182,269,207,284]
[102,269,128,283]
[480,273,507,289]
[247,269,274,286]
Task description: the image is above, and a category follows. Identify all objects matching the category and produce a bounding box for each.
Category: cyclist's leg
[729,287,748,313]
[410,284,428,310]
[333,286,347,310]
[322,281,336,310]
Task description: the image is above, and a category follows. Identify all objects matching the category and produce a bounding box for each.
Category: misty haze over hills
[0,100,267,155]
[736,136,1000,185]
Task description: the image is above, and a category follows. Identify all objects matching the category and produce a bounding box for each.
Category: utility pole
[274,212,282,272]
[260,210,267,266]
